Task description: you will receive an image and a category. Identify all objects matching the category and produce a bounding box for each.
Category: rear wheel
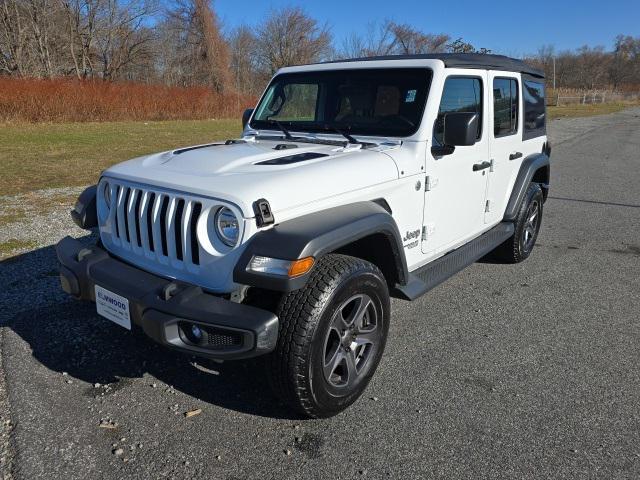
[267,254,390,418]
[495,182,544,263]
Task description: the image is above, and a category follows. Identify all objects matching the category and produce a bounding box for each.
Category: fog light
[191,324,203,341]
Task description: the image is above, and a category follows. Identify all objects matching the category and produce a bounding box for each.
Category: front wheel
[267,254,390,418]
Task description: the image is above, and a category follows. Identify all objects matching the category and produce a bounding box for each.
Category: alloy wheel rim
[322,294,380,389]
[522,200,540,252]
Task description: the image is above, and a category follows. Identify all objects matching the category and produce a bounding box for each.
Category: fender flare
[233,201,409,292]
[70,185,98,230]
[503,153,550,221]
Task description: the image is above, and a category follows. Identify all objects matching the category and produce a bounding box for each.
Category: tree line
[1,0,639,95]
[529,36,640,91]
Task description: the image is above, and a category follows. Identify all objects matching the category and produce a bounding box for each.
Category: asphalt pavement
[1,108,639,479]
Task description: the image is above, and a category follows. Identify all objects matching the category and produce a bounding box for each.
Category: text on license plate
[95,285,131,330]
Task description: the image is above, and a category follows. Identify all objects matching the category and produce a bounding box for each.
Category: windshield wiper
[324,125,373,147]
[266,119,294,140]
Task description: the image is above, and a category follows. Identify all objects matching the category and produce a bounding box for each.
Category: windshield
[250,68,432,137]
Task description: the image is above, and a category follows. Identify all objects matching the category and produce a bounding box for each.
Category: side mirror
[432,112,479,156]
[444,112,479,146]
[242,108,254,129]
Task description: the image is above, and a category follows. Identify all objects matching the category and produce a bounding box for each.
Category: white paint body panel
[97,58,547,293]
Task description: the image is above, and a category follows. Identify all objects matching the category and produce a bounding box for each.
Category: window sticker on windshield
[405,89,417,103]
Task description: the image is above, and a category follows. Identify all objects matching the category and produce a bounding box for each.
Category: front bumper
[55,236,279,360]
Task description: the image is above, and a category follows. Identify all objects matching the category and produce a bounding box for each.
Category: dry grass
[0,119,241,196]
[0,192,79,227]
[0,78,255,123]
[0,238,36,257]
[1,102,638,198]
[547,102,638,119]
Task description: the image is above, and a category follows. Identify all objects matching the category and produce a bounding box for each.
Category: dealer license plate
[95,285,131,330]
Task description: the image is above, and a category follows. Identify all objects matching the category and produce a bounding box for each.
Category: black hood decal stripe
[256,152,329,165]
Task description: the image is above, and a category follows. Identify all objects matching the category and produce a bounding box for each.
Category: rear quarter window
[493,78,518,137]
[523,79,546,140]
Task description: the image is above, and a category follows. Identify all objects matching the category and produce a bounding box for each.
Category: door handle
[472,161,491,172]
[509,151,523,160]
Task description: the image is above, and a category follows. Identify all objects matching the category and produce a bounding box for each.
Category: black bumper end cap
[59,265,80,297]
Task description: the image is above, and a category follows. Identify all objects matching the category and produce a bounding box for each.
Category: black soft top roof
[320,53,544,78]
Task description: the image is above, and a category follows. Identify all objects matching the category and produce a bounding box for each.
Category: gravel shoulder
[1,107,639,479]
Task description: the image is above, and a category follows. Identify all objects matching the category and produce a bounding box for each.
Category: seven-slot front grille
[97,179,238,272]
[112,184,201,265]
[97,178,245,292]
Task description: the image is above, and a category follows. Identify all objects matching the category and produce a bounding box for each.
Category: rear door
[422,71,490,255]
[485,72,522,225]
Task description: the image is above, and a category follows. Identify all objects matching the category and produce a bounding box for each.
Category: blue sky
[212,0,640,56]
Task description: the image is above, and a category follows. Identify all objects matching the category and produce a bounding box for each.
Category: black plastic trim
[70,185,98,230]
[173,143,221,155]
[55,236,279,360]
[252,198,275,227]
[274,143,298,150]
[234,202,408,292]
[504,153,550,221]
[256,152,328,165]
[395,222,515,300]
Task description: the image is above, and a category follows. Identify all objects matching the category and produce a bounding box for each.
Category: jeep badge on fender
[57,53,549,418]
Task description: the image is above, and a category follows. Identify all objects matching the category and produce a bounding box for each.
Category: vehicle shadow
[0,237,298,420]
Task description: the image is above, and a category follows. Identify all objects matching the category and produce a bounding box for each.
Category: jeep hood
[103,139,399,218]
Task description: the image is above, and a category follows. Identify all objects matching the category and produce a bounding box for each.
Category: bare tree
[446,37,491,54]
[228,23,259,94]
[387,21,449,54]
[164,0,231,91]
[60,0,100,78]
[25,0,54,76]
[610,35,640,88]
[0,0,27,75]
[3,0,640,99]
[338,21,449,59]
[573,45,609,89]
[93,0,156,80]
[255,6,332,75]
[340,21,395,58]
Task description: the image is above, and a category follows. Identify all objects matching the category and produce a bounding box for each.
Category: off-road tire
[495,182,544,263]
[267,254,390,418]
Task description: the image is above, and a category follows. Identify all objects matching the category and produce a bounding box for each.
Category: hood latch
[253,198,275,227]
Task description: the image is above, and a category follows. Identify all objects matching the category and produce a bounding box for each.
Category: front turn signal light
[247,255,315,277]
[288,257,315,277]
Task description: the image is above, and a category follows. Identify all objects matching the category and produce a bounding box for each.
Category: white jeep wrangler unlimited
[57,53,550,418]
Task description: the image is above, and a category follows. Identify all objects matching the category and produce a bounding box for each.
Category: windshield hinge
[425,176,438,191]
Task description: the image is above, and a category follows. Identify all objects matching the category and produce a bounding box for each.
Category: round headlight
[215,207,239,247]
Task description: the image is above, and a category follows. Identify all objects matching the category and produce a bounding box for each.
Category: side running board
[393,222,514,301]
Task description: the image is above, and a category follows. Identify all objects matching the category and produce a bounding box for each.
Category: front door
[422,72,490,256]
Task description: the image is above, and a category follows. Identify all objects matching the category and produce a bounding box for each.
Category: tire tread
[267,254,384,418]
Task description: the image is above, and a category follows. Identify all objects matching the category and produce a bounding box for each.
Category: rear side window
[523,79,546,139]
[493,78,518,137]
[433,77,482,146]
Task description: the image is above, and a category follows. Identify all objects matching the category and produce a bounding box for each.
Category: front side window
[251,68,432,137]
[493,78,519,137]
[433,77,483,146]
[523,79,546,139]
